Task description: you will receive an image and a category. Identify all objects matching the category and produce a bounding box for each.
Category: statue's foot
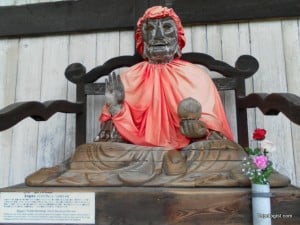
[163,149,187,175]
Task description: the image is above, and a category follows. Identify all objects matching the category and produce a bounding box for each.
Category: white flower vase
[251,183,272,225]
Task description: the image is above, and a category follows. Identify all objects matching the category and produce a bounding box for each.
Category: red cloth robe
[100,58,233,149]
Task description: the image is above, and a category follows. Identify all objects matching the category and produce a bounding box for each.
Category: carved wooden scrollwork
[65,54,143,84]
[0,100,84,131]
[237,93,300,125]
[181,53,259,79]
[65,53,259,85]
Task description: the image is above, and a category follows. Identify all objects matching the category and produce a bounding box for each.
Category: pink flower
[253,155,268,169]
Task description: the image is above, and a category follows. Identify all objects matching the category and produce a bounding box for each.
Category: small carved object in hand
[178,97,207,139]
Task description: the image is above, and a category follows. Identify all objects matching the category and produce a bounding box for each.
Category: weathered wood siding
[0,0,300,188]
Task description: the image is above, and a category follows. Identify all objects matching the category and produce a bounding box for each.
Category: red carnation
[253,128,267,140]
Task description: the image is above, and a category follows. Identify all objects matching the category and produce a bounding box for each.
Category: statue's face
[142,17,179,63]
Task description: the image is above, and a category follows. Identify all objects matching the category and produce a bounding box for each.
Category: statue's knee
[163,150,187,175]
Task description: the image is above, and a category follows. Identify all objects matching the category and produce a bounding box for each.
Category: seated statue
[26,6,288,187]
[99,6,233,148]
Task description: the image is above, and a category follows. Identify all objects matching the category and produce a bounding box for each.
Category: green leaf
[244,147,251,154]
[253,148,261,155]
[263,167,273,179]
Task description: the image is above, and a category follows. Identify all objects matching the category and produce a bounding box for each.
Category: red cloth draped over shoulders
[100,59,233,149]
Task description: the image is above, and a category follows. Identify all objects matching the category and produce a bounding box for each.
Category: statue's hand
[180,119,207,139]
[105,72,125,115]
[208,131,227,140]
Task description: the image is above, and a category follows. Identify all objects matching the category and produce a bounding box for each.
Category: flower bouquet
[242,128,275,225]
[242,128,274,184]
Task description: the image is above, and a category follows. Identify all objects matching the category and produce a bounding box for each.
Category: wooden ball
[177,97,202,120]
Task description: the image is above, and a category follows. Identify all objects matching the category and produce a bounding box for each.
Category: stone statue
[26,6,288,187]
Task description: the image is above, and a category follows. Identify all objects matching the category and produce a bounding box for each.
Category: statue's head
[136,6,186,64]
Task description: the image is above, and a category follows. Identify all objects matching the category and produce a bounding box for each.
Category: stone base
[1,184,300,225]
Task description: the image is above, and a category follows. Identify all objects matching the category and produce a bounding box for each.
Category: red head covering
[135,6,186,56]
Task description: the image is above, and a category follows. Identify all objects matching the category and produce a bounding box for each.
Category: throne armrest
[0,100,84,131]
[237,93,300,125]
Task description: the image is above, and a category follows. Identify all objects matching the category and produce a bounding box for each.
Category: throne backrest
[65,52,259,148]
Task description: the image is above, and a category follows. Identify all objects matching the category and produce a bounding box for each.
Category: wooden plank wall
[0,0,300,188]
